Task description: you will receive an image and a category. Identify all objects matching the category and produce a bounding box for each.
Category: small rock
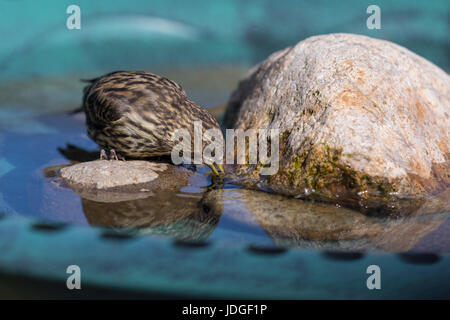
[224,33,449,213]
[60,160,193,202]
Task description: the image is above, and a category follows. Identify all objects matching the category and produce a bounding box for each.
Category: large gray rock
[224,33,449,213]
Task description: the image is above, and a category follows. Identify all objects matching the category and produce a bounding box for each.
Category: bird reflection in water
[82,189,223,241]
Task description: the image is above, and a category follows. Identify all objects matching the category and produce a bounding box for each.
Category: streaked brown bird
[81,71,225,177]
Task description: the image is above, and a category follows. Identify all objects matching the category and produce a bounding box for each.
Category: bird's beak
[216,163,225,175]
[207,163,225,178]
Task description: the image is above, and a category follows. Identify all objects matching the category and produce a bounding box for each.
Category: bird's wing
[83,84,127,125]
[83,71,188,123]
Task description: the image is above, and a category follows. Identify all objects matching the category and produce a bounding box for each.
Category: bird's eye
[202,204,211,213]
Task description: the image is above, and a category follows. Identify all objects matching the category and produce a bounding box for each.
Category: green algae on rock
[224,33,449,214]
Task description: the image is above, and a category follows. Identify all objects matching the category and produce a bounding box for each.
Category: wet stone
[224,33,450,214]
[60,160,193,202]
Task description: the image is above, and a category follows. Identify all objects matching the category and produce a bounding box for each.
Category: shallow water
[0,74,449,254]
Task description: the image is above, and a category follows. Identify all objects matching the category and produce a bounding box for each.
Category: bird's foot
[100,149,108,160]
[110,149,119,161]
[99,149,126,161]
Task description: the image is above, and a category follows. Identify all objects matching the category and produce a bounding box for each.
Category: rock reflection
[82,189,223,241]
[222,189,450,253]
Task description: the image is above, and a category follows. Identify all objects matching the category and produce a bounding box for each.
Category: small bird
[81,71,225,177]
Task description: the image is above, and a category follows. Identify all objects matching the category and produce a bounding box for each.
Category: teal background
[0,0,448,82]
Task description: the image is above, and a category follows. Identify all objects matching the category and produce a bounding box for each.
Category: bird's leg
[109,149,119,161]
[100,149,108,160]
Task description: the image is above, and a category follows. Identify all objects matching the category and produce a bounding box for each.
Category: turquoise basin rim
[0,213,449,299]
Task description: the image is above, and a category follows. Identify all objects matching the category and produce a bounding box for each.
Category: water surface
[0,72,449,254]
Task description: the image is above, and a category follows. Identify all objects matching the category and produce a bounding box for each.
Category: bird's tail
[80,77,99,83]
[66,78,98,114]
[67,106,83,114]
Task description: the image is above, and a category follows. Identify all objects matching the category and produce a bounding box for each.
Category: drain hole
[247,245,287,255]
[100,230,136,241]
[398,253,441,265]
[323,251,365,261]
[173,239,210,248]
[31,222,67,231]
